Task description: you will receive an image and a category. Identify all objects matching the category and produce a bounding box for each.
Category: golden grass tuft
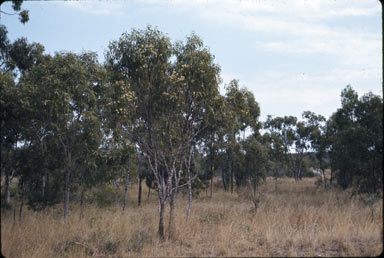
[1,177,383,257]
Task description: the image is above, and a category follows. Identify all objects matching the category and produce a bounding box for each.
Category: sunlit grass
[1,177,382,257]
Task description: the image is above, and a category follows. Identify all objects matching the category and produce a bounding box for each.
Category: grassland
[1,177,383,257]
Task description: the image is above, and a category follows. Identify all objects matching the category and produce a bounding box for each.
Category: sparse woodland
[1,7,383,258]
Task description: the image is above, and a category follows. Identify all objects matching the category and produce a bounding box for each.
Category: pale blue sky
[1,0,382,121]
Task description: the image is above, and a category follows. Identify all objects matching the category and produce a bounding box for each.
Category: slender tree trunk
[322,169,327,189]
[42,173,46,197]
[138,176,142,206]
[4,171,10,208]
[274,167,278,193]
[230,157,234,194]
[19,181,25,222]
[275,176,278,193]
[147,185,151,200]
[252,178,256,198]
[209,153,215,199]
[222,169,227,191]
[168,193,176,238]
[63,150,71,223]
[320,160,326,189]
[186,147,193,218]
[3,149,11,211]
[123,171,130,212]
[80,187,85,219]
[13,207,16,225]
[158,199,165,239]
[186,174,192,219]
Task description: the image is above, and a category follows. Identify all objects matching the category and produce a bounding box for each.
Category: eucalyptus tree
[302,111,328,185]
[243,135,270,208]
[198,94,226,198]
[1,72,20,209]
[105,26,221,238]
[0,33,45,210]
[18,51,106,222]
[328,86,383,196]
[264,115,296,192]
[224,79,260,193]
[290,115,315,182]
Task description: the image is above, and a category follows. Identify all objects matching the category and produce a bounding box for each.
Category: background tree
[264,115,296,192]
[302,111,329,186]
[328,85,383,197]
[243,134,269,209]
[199,94,226,198]
[223,79,260,193]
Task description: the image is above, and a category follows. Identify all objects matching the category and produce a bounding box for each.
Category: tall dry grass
[1,177,382,257]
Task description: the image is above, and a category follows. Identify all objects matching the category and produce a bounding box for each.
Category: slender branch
[0,10,18,15]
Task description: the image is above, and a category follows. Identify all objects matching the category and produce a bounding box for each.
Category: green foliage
[244,135,269,188]
[328,85,383,195]
[0,0,29,24]
[1,25,382,224]
[88,185,119,208]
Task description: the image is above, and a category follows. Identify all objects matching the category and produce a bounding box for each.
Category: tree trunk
[230,158,234,194]
[80,187,85,219]
[19,181,25,222]
[147,185,151,200]
[3,149,11,211]
[209,153,215,199]
[158,199,165,239]
[4,171,10,208]
[13,207,16,225]
[186,169,192,219]
[168,193,176,238]
[42,173,46,197]
[252,178,256,198]
[138,176,142,206]
[186,148,193,218]
[274,175,278,194]
[63,150,72,223]
[123,171,130,212]
[222,169,227,191]
[322,169,327,189]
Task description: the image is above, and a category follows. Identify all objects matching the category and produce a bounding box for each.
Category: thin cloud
[63,1,124,16]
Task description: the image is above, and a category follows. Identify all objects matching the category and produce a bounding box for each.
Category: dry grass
[1,177,383,257]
